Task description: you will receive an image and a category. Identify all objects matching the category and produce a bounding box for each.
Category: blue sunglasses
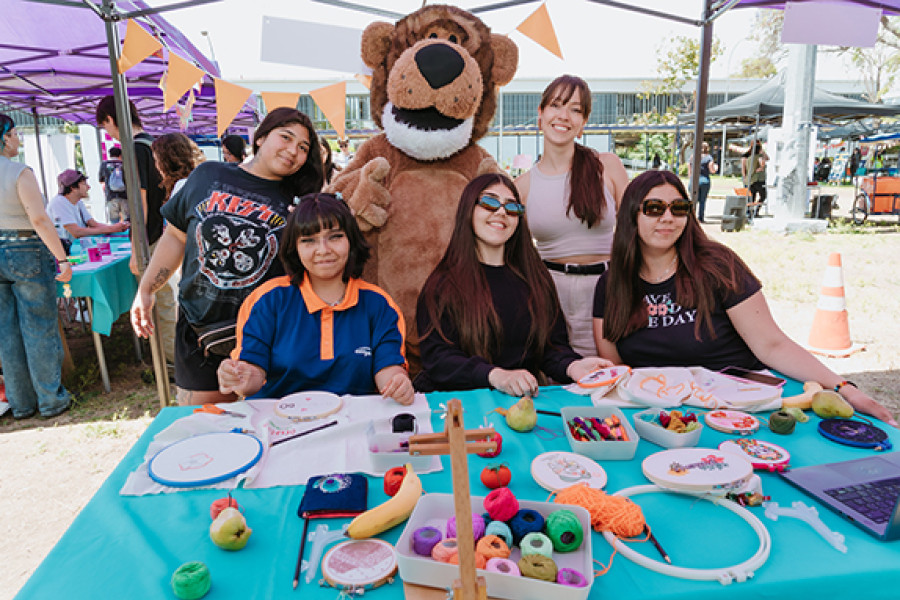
[477,194,525,216]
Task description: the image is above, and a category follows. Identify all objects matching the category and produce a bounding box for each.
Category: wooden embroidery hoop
[274,391,343,423]
[320,538,398,593]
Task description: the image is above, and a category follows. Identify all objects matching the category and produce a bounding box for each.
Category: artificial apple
[209,507,252,551]
[480,464,512,489]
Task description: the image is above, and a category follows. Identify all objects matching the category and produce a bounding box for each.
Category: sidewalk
[703,177,861,223]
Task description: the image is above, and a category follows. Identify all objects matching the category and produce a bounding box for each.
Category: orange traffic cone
[806,253,864,357]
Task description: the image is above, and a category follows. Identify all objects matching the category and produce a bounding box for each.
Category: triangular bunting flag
[260,91,300,112]
[214,78,253,137]
[354,73,372,90]
[117,19,164,73]
[309,81,347,141]
[516,3,563,60]
[164,54,206,111]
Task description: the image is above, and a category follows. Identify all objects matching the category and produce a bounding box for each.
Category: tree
[641,35,724,116]
[830,16,900,102]
[738,10,785,78]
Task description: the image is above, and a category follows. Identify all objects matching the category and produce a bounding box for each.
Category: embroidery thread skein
[554,483,645,537]
[545,509,584,552]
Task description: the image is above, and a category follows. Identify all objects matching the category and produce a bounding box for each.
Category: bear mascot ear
[361,21,394,69]
[490,34,518,87]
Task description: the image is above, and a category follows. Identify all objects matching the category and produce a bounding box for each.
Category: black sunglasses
[641,198,693,218]
[476,194,525,216]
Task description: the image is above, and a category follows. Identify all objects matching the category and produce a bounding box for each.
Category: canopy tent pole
[101,0,171,407]
[30,107,48,200]
[689,0,714,202]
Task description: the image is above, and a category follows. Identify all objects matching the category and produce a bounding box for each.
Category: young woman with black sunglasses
[415,173,609,397]
[592,170,896,426]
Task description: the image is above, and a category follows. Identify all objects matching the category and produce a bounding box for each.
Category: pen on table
[272,420,339,447]
[293,516,310,589]
[536,409,561,417]
[645,525,671,564]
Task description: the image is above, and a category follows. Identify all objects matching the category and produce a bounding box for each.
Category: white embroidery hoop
[274,391,343,423]
[530,451,607,492]
[641,448,754,494]
[602,484,771,584]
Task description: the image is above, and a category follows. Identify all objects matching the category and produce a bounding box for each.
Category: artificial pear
[209,507,252,551]
[503,396,538,432]
[811,391,855,419]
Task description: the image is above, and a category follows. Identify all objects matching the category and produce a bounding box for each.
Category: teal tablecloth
[56,240,135,336]
[17,384,900,599]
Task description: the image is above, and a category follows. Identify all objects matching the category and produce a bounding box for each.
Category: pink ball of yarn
[432,539,460,563]
[446,514,486,541]
[483,487,519,522]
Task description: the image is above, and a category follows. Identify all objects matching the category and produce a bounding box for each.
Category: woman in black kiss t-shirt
[130,108,323,406]
[592,169,896,427]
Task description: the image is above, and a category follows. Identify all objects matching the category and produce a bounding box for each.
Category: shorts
[174,310,225,391]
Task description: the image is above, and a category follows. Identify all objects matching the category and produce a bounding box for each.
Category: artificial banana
[347,462,423,539]
[782,381,823,410]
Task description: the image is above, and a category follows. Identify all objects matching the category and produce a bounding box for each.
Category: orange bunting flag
[260,91,301,112]
[354,73,372,90]
[309,81,347,140]
[164,54,206,111]
[117,19,163,73]
[516,3,563,60]
[214,78,253,137]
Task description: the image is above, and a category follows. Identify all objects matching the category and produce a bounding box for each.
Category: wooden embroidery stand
[404,399,497,600]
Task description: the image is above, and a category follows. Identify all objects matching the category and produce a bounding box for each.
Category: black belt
[0,229,37,239]
[543,260,608,275]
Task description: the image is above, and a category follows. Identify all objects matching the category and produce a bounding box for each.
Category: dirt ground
[2,181,899,599]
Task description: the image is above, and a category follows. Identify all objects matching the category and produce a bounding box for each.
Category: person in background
[47,170,128,248]
[131,108,323,405]
[222,135,246,164]
[320,138,340,187]
[152,133,204,201]
[334,138,353,169]
[0,113,72,419]
[651,152,662,170]
[515,75,628,358]
[95,96,176,363]
[741,140,767,217]
[218,193,413,404]
[416,173,610,396]
[97,146,128,223]
[687,141,716,223]
[592,170,897,427]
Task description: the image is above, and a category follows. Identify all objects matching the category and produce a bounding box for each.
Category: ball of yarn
[209,497,240,520]
[483,487,519,522]
[545,509,584,552]
[475,534,510,560]
[557,567,589,587]
[383,466,407,497]
[520,532,553,558]
[485,520,513,548]
[412,526,442,556]
[446,514,486,541]
[555,483,645,537]
[518,554,557,581]
[508,508,545,545]
[432,539,459,564]
[171,561,211,600]
[486,557,520,576]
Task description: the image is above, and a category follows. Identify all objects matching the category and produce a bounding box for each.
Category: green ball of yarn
[520,532,553,558]
[518,554,558,581]
[171,561,211,600]
[545,509,584,552]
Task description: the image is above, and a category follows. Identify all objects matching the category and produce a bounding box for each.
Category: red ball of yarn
[484,487,519,522]
[210,497,240,520]
[383,466,408,497]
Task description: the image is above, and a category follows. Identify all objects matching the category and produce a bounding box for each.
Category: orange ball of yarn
[432,539,488,568]
[383,466,407,497]
[554,483,645,538]
[476,535,511,560]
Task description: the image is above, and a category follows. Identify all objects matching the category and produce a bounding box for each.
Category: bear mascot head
[329,5,517,371]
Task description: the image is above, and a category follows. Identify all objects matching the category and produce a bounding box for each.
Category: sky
[156,0,882,90]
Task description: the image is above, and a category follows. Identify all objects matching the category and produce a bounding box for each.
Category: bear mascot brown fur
[328,4,518,370]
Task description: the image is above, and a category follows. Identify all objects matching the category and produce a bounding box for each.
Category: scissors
[193,404,242,417]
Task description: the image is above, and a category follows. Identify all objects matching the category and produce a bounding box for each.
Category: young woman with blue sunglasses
[415,173,610,396]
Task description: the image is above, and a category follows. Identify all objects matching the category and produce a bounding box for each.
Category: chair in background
[721,194,748,232]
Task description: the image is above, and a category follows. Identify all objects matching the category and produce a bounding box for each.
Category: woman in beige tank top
[515,75,628,358]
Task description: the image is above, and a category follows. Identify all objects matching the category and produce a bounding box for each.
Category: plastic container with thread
[632,408,703,449]
[396,493,593,600]
[560,406,638,460]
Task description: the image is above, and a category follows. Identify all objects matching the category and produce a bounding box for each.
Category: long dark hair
[0,113,14,151]
[252,107,323,198]
[320,138,338,185]
[152,133,197,199]
[418,173,560,362]
[540,75,607,227]
[279,193,370,286]
[603,170,757,342]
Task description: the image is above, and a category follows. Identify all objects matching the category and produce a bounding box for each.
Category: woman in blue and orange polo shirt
[217,193,414,405]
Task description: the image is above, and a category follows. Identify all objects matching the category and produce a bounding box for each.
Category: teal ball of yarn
[545,509,584,552]
[520,532,553,558]
[485,520,513,548]
[171,561,211,600]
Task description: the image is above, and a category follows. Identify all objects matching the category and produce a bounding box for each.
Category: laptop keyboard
[824,477,900,524]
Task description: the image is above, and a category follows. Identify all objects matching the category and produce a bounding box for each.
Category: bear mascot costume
[329,4,518,370]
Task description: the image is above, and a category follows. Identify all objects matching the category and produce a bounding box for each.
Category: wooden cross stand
[406,399,497,600]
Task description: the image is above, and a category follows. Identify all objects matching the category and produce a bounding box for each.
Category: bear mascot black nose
[415,43,465,89]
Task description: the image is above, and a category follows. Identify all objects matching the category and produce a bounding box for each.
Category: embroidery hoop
[530,451,607,492]
[274,391,343,423]
[641,448,754,494]
[718,439,791,472]
[577,365,631,389]
[148,432,263,487]
[320,539,397,592]
[602,484,771,584]
[704,410,760,435]
[817,418,893,451]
